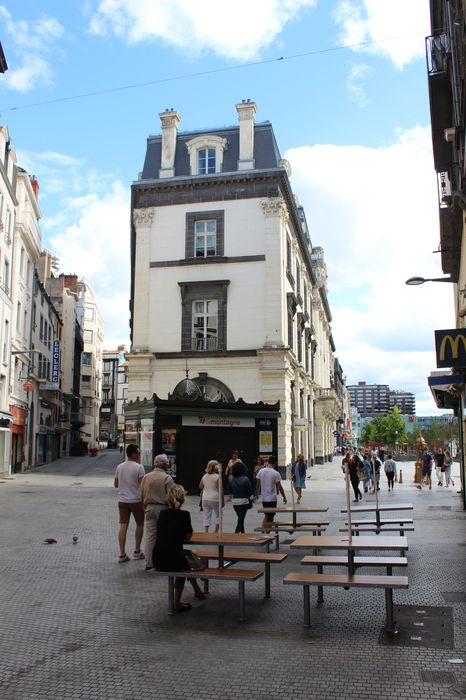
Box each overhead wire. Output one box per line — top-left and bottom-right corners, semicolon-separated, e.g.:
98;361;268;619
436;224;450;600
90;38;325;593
0;30;428;114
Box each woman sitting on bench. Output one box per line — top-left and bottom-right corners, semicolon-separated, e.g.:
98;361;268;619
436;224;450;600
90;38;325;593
153;484;206;612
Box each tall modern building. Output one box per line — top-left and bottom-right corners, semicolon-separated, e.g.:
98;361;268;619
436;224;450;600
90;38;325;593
389;390;415;415
347;382;390;416
126;101;343;488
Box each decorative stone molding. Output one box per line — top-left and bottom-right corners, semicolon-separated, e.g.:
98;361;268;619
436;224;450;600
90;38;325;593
133;208;155;227
185;135;228;175
260;197;287;219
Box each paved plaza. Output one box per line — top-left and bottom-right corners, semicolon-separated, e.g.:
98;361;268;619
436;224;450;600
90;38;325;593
0;451;465;700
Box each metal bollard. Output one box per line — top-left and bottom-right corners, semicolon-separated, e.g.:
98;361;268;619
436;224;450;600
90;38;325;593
398;469;403;484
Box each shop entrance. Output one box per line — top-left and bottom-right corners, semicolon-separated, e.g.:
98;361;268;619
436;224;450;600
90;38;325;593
176;426;257;493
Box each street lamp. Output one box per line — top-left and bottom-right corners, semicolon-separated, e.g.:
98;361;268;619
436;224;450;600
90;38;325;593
405;276;454;285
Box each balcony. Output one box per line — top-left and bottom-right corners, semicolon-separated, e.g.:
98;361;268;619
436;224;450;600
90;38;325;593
191;336;218;352
70;412;85;427
426;33;449;76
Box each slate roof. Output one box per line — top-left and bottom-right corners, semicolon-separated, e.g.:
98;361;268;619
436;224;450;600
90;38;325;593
141;121;282;180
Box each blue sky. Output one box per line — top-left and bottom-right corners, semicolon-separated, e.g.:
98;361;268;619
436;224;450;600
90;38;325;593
0;0;452;414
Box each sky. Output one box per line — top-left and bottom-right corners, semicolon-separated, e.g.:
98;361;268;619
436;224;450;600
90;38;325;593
0;0;453;415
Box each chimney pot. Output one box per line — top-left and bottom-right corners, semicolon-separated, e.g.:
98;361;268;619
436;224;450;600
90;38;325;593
236;100;257;171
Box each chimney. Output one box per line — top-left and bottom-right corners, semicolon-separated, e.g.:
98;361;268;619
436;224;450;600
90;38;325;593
159;108;181;178
31;175;39;201
236;99;256;171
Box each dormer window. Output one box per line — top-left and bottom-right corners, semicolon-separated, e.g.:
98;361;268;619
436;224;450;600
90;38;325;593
198;148;216;175
186;135;228;176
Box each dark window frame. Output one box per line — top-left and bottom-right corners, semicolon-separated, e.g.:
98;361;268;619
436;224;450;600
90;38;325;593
178;280;230;353
185;210;224;259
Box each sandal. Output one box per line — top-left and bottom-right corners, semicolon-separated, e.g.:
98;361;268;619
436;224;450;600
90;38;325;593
175;603;192;613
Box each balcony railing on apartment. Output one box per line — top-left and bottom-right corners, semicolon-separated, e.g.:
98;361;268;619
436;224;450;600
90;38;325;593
426;33;450;76
191;336;218;352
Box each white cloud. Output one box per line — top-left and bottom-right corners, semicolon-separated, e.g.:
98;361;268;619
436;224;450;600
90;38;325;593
0;5;64;91
17;148;130;349
286;125;454;415
88;0;316;60
346;62;372;105
334;0;430;69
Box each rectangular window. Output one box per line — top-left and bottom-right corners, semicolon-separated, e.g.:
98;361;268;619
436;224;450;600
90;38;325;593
20;248;25;277
82;352;92;366
83;329;93;343
286;236;292;275
296;261;301;297
81;374;91;388
185;211;224;259
39;315;44;341
198;148;216;174
2;258;10;295
195;220;217;257
192;299;218;351
5;208;11;243
2;319;8;364
84;307;95;321
16;302;21;333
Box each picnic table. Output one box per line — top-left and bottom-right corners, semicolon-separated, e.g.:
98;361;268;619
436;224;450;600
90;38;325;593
189;532;275;567
341;503;414;527
258;504;329;529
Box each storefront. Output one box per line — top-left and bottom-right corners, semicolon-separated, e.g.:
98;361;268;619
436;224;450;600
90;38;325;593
0;411;12;476
10;405;27;473
124;394;280;493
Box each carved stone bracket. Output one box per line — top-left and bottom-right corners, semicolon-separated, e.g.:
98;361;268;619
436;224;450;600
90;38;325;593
260;197;287;220
133;208;155;227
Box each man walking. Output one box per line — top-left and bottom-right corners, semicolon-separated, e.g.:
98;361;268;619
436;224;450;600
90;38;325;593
434;448;445;486
255;455;287;529
417;449;433;490
114;444;146;563
383;453;397;492
139;454;174;569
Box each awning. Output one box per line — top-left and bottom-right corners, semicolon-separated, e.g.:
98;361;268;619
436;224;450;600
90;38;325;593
428;371;463;409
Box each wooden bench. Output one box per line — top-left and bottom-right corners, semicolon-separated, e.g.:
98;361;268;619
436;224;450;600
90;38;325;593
193;549;287;598
283;571;408;632
347;518;414;526
269;520;331;528
301;555;408;603
339;525;414;537
153;567;263;621
254;525;328;549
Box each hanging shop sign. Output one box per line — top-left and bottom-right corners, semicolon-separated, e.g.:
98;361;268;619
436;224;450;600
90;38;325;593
23;381;34;392
435;328;466;368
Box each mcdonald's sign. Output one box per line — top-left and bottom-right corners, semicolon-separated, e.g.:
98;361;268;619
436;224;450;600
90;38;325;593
435;328;466;368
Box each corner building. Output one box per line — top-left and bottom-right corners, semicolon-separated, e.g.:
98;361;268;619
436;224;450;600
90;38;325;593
128;102;341;483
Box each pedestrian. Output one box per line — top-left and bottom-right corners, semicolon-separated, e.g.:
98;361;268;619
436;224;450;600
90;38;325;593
379;447;385;463
255;455;287;528
114;443;145;564
199;460;223;533
444;449;455;487
417;449;433;490
139;453;174;570
253;455;264;483
229;461;254;533
363;452;372;493
383;453;397;491
348;453;362;502
291;453;307;504
371;453;381;492
341;449;351;475
225;449;240;478
153;485;206;612
434;448;445;486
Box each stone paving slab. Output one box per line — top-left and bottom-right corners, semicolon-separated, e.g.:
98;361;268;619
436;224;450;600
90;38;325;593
0;451;464;699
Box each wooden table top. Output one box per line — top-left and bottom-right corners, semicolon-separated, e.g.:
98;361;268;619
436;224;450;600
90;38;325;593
258;505;329;513
290;534;408;551
189;532;275;546
340;503;413;513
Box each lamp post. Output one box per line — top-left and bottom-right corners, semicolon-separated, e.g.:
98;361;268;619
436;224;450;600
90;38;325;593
405;276;455;285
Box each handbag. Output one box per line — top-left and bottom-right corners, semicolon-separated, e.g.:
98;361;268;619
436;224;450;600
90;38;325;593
185;550;206;571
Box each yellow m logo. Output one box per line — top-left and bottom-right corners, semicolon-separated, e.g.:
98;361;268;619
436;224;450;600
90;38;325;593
439;333;466;361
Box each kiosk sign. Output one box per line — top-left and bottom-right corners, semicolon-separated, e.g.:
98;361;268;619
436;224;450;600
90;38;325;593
435;329;466;368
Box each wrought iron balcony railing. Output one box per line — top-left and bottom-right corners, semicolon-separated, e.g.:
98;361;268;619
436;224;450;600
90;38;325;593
191;336;218;352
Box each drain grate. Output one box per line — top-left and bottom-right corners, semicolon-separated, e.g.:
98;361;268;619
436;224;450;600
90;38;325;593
420;670;457;684
450;686;466;698
442;592;466;603
379;605;453;649
428;505;452;511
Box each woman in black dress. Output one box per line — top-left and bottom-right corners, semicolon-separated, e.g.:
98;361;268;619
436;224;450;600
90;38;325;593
153;484;205;612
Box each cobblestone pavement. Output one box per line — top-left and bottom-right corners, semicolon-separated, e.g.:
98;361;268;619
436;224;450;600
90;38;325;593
0;452;465;700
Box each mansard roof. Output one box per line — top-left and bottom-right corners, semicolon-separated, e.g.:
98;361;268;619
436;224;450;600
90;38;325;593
141;121;282;180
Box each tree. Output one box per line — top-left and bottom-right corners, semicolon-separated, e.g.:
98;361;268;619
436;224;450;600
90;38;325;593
381;406;407;445
361;421;377;444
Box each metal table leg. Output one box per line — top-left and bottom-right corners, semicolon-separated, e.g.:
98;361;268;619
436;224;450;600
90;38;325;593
239;580;246;622
385;588;395;633
303;585;311;628
264;562;271;599
317;564;324;604
168;576;175;615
